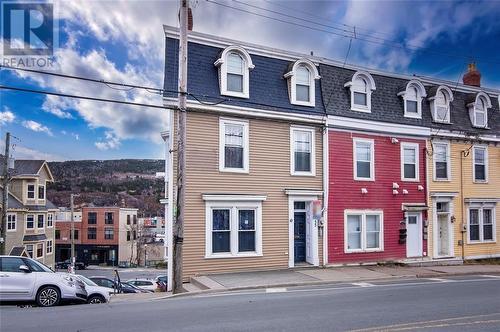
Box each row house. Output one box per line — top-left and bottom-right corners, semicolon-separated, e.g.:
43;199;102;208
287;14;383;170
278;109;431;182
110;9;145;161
1;160;58;269
55;206;138;266
162;25;500;279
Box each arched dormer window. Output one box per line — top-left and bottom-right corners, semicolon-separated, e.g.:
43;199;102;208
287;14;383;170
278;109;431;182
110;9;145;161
284;59;320;107
398;80;427;118
214;46;254;98
429;86;453;123
344;71;376;112
468;92;492;128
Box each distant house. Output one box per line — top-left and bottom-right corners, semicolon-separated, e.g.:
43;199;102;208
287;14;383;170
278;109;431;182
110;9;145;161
55;206;138;266
1;160;58;268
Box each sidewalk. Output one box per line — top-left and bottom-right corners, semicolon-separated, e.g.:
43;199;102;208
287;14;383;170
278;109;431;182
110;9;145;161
190;264;500;292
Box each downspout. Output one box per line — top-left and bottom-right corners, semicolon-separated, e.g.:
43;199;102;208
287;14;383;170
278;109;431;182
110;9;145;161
460;148;468;262
322;116;329;266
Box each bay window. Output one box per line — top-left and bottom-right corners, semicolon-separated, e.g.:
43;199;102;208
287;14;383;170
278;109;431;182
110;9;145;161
345;210;383;252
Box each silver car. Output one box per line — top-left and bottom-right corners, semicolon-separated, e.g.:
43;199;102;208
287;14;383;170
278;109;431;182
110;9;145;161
0;256;87;307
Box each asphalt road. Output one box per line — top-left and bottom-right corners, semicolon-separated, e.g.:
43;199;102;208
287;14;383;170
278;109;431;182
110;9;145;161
2;275;500;332
57;267;165;281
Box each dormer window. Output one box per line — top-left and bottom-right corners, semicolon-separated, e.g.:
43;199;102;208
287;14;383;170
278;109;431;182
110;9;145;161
284;59;320;107
344;71;376;113
214;46;254;99
429;86;453;123
468;92;492;128
398;80;426;119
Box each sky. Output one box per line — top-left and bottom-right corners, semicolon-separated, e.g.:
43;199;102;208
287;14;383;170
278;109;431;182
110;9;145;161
1;0;499;161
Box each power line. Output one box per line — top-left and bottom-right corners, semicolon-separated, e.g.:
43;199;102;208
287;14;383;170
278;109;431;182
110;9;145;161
206;0;500;65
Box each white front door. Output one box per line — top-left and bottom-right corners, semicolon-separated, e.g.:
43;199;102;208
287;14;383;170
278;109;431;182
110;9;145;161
437;214;450;257
406;213;422;258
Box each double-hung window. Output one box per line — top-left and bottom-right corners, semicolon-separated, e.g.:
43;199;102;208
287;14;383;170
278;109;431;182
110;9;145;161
473;146;488;182
353;138;374;181
38;185;45;200
25;244;34;258
296;66;311;103
205;197;263;258
88;212;97;224
104;228;114;240
26;214;34;229
46;240;53;254
291;127;315;175
473;97;488;127
105;212;114;224
405;87;418;115
27;184;35;199
468;204;495;243
7;213;16;231
88;227;97;240
37;215;44;229
433;142;450;181
36;243;44;258
47;213;53;227
433;90;450;123
227;53;244;93
401;143;419;181
345;211;383;252
219;119;249;173
215;47;254;99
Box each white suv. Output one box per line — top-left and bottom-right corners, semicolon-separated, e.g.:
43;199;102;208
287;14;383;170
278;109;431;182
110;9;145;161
0;256;87;307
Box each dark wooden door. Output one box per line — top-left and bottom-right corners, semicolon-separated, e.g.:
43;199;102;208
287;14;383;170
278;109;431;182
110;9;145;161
294;211;306;263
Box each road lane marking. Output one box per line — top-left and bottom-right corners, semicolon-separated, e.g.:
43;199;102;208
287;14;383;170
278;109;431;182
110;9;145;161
383;319;500;331
349;312;500;332
426;277;451;282
351;282;375;287
265;287;287;293
481;274;500;279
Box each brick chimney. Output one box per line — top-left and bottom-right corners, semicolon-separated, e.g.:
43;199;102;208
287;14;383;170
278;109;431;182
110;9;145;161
463;62;481;87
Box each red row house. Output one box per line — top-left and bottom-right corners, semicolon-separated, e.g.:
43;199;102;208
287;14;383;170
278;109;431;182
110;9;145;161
320;66;432;264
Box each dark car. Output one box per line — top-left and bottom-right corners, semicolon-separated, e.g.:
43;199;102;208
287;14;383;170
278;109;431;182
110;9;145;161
89;277;143;294
55;259;88;270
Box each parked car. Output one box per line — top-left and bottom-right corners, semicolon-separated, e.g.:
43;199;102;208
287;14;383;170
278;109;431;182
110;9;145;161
89;277;144;294
0;256;87;307
55;260;88;270
75;275;111;304
126;279;157;292
155;275;167;292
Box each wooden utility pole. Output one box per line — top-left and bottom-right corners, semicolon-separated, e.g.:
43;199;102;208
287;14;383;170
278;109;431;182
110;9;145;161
173;0;188;294
70;193;79;273
0;132;11;255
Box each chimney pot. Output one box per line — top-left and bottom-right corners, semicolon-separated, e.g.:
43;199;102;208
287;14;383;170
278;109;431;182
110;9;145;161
463;62;481;87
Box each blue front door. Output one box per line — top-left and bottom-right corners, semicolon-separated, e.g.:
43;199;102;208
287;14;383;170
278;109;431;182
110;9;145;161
294;211;306;263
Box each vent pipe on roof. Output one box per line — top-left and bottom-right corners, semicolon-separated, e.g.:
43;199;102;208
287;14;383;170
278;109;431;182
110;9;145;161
463;62;481;87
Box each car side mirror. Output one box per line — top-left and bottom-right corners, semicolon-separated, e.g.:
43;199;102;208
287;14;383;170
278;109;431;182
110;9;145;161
19;265;31;273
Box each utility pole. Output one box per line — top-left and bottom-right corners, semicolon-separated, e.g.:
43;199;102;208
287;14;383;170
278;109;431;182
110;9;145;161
0;132;11;255
70;193;79;273
173;0;188;294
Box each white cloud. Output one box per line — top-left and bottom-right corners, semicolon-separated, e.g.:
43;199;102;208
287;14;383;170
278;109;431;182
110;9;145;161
95;131;121;150
22;120;53;136
0;107;15;125
0;140;65;161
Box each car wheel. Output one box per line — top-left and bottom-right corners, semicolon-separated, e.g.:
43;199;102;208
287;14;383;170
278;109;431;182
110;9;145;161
36;286;60;307
88;295;106;304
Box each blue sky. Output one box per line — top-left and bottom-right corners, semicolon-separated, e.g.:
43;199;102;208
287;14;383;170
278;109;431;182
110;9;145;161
1;0;499;161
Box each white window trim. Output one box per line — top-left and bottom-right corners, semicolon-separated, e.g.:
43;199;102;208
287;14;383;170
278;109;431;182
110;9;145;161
467;203;496;244
38;184;46;200
429;85;453;124
400;142;420;182
36;242;44;259
46;239;53;255
284;58;320;107
432;197;455;258
290;126;316;176
205;200;263;259
25;244;34;258
219;118;250;173
353;138;375;181
26;214;35;229
214;45;254;99
344;71;376;113
398;80;427;119
27;183;35;200
47;213;54;228
37;214;45;229
468;93;492;128
7;213;17;232
472;145;488;183
344;209;384;253
432;141;451;182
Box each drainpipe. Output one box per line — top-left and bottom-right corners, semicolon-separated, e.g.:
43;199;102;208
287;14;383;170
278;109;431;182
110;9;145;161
322;117;329;266
459;148;468;262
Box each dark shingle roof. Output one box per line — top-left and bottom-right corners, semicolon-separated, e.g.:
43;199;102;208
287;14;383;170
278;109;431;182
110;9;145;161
23;234;47;242
0;188;25;209
9;246;28;257
0;159;45;177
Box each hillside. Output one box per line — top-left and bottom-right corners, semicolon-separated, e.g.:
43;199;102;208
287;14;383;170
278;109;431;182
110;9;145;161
47;159;165;217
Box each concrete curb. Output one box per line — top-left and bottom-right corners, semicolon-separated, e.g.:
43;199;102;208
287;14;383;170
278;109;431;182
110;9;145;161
154;270;500;300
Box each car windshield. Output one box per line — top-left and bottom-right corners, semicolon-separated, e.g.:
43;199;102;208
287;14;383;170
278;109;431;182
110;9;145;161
25;258;53;272
78;275;98;286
